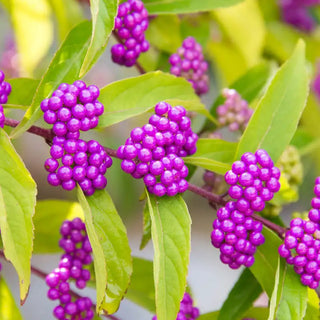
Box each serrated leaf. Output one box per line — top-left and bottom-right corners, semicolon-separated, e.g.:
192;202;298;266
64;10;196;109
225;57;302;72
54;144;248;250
10;21;92;139
33;200;84;253
147;192;191;320
213;0;265;67
80;0;118;76
77;188;132;313
6;78;39;109
183;139;237;175
125;257;155;312
98;71;212;128
218;269;262;320
49;0;84;40
139;201;152;250
8;0;53;76
144;0;244;15
0;130;37;302
235;40;309;163
0;277;23;320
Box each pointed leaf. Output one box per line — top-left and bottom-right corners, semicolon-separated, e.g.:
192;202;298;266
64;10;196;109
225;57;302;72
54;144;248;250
80;0;118;76
0;130;37;302
218;269;262;320
10;21;92;139
0;277;23;320
235;40;309;162
77;188;132;313
144;0;244;15
147;192;191;320
98;71;211;128
33;200;84;253
125;257;155;312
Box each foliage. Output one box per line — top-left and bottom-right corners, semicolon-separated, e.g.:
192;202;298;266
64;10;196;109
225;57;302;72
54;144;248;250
0;0;319;319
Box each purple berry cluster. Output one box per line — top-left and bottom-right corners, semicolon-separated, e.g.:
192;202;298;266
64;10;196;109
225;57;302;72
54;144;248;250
225;150;281;213
46;218;94;320
278;0;320;33
41;81;112;196
0;70;11;128
152;292;199;320
211;200;264;269
0;70;11;104
216;89;253;132
0;104;5;128
211;150;281;269
169;37;209;96
41;81;103;137
117;102;198;197
45;138;112;195
112;0;149;67
278;177;320;289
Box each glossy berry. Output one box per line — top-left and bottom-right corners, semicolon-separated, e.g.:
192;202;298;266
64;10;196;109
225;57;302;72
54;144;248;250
46;218;94;319
152;292;199;320
216;88;253;132
118;102;198;196
169;37;209;96
0;70;11;105
112;0;149;67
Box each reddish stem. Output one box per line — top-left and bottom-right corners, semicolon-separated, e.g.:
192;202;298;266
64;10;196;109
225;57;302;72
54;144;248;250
3;118;287;238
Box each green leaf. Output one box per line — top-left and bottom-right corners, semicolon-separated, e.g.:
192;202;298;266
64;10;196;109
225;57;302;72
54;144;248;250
10;21;92;139
147;192;191;320
275;264;308;320
77;188;132;313
218;269;262;320
145;15;181;54
304;288;320;320
0;130;37;302
6;78;39;109
139;201;152;250
268;257;281;320
80;0;118;76
8;0;53;76
49;0;84;40
213;0;265;67
199;307;268;320
33;200;84;253
144;0;244;15
0;277;23;320
201;63;273;132
250;227;282;297
125;257;155;313
235;40;309;163
98;71;212;128
183;139;237;175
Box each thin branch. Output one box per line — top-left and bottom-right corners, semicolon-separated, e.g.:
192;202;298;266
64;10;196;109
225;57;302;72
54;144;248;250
187;182;227;206
0;250;121;320
112;31;146;74
188;183;287;238
4;118;54;142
